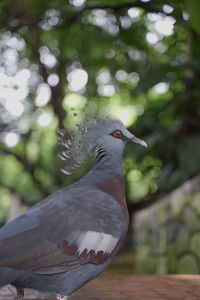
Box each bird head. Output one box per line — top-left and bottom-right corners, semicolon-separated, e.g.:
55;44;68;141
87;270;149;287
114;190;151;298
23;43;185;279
93;119;147;154
58;117;147;174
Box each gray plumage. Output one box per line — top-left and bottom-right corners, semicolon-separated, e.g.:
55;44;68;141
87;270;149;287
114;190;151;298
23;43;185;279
0;117;147;299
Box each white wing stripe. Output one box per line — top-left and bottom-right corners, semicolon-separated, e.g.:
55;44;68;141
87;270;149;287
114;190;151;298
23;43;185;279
77;231;102;253
75;230;118;254
75;231;86;247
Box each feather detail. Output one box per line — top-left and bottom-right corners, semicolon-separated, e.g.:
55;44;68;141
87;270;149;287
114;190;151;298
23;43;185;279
57;115;123;175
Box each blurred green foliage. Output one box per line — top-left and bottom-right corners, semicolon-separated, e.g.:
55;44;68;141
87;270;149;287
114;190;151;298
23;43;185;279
0;0;200;224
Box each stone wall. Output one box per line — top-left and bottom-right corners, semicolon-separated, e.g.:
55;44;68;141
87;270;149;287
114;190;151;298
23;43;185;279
133;174;200;274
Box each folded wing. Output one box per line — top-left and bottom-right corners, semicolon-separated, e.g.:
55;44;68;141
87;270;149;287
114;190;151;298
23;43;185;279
0;186;124;275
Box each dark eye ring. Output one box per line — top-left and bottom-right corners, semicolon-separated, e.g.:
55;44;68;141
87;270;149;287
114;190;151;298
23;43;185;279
111;130;122;138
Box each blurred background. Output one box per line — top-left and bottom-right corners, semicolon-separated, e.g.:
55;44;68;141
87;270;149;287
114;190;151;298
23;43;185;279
0;0;200;275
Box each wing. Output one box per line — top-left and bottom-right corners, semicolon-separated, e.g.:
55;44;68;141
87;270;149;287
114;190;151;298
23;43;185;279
0;186;125;275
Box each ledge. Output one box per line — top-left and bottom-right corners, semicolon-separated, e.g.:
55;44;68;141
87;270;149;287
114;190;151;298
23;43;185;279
1;275;200;299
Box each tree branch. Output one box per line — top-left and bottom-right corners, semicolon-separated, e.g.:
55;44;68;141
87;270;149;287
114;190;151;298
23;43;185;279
127;171;200;216
62;1;170;28
25;23;67;129
83;1;166;15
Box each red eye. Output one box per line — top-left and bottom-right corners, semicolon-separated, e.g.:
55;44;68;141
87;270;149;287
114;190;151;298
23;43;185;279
112;130;122;138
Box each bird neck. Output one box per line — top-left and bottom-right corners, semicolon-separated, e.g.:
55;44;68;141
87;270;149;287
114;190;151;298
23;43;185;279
79;147;128;217
90;152;128;219
93;146;123;174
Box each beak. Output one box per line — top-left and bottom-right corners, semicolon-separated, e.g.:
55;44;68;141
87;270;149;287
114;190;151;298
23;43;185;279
130;135;147;148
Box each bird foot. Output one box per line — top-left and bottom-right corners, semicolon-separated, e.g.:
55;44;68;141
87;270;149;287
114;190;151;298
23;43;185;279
56;293;68;300
17;288;24;300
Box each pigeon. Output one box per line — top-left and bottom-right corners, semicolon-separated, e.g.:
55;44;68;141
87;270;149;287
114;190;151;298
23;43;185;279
0;117;147;299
